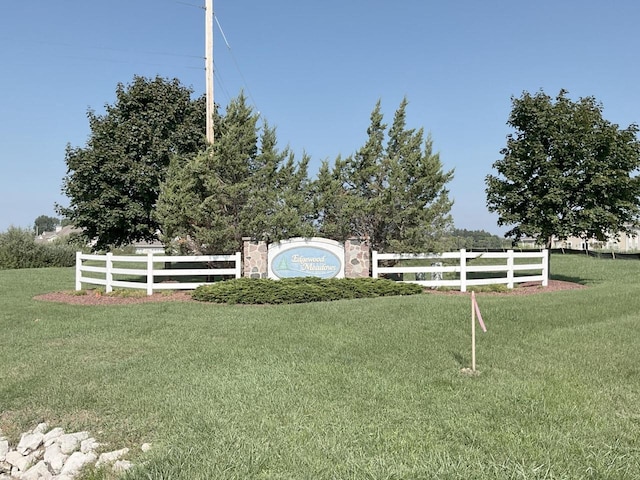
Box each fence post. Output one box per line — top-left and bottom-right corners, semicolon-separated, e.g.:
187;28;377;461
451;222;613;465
371;251;379;278
75;252;82;291
235;251;242;278
459;249;467;292
105;252;113;293
507;249;514;289
542;249;549;286
147;252;154;296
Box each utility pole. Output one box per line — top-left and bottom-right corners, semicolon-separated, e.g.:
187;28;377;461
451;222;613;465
205;0;214;144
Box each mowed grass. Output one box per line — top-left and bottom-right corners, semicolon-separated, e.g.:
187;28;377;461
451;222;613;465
1;255;639;479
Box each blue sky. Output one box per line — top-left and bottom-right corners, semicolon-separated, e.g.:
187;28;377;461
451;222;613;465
1;0;639;235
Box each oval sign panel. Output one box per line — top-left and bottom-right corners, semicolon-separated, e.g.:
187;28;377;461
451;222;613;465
271;245;343;279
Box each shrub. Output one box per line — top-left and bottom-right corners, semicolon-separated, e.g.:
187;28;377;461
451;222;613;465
0;227;77;269
41;240;77;267
0;227;41;269
192;277;423;305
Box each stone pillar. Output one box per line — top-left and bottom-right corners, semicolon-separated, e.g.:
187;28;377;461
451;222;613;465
242;238;268;278
344;238;370;278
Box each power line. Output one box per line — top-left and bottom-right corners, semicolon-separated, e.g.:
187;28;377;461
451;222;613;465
213;62;232;105
214;15;260;114
174;1;203;8
13;38;204;61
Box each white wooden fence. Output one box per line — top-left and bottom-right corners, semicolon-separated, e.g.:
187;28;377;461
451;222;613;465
75;251;242;295
372;249;548;292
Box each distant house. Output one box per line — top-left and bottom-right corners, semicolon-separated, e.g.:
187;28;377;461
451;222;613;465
35;225;83;243
515;227;640;252
553;229;640;251
35;226;166;254
131;240;165;254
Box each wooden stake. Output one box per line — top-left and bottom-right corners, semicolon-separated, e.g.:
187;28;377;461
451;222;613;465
471;291;476;371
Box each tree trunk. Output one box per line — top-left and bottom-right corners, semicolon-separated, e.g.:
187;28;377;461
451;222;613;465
546;235;553;278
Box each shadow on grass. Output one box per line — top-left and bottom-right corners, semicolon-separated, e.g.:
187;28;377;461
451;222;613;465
550;273;591;285
450;350;466;368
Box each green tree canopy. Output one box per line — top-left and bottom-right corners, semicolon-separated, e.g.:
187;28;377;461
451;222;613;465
155;94;314;254
58;75;206;250
446;228;510;250
486;90;640;248
315;99;454;252
34;215;59;234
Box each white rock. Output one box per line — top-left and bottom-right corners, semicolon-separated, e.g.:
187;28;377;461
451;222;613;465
51;475;74;480
56;435;79;455
112;459;133;473
17;432;44;455
141;442;152;452
71;432;89;443
43;428;65;447
0;461;10;474
0;439;8;462
44;443;67;474
20;460;53;480
96;448;129;468
34;423;50;435
0;473;10;480
6;450;32;471
79;438;100;454
60;451;97;477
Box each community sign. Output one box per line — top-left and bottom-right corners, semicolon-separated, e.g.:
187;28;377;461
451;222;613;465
268;237;345;279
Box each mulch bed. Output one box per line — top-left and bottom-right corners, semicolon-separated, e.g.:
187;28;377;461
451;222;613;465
33;280;585;305
33;290;195;305
425;279;585;296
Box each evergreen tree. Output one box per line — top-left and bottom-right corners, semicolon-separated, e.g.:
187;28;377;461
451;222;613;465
242;123;316;242
156;94;315;254
317;99;454;252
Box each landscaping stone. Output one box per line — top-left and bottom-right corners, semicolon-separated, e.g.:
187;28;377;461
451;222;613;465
57;433;88;456
0;423;149;479
43;444;67;474
20;460;52;480
17;432;44;455
5;451;32;472
42;429;64;447
79;438;99;454
33;424;49;435
112;460;133;474
0;438;9;462
96;448;129;468
60;451;97;477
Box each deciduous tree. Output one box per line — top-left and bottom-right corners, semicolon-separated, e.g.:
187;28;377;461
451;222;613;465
33;215;59;234
58;75;206;250
486;90;640;248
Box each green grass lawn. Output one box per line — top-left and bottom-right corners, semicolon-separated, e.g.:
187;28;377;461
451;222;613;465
1;255;639;479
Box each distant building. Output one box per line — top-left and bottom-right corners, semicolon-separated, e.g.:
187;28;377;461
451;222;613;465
515;227;640;252
35;225;83;243
131;241;165;254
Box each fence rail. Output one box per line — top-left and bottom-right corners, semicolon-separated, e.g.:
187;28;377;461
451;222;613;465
75;252;242;295
372;249;548;292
